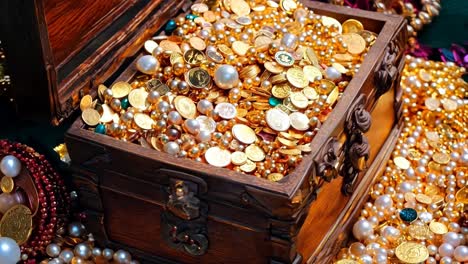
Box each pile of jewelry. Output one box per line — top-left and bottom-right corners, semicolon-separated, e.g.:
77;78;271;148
80;0;377;180
335;57;467;264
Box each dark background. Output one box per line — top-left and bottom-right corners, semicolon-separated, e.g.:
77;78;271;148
0;0;467;165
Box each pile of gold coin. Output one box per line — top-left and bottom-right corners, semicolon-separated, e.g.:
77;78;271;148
81;0;376;180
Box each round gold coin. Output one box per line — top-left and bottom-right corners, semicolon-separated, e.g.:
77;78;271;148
289;92;308;109
230;0;250;16
441;98;458;111
128;88;149;110
159;40;182;54
279;148;302;155
429;221;448;235
232;124;257;144
0;176;14;193
232;41;250;56
432;152;450;165
196;116;217;133
394;156;411;170
254;36;273;49
280;0;297;14
266;108;291;132
205;147;232;167
395;242;429;264
289;112;310;131
342;33;366;55
218;44;234;56
275;51;294;67
272;84;291;99
415;194;432;205
303;65;322;82
144;40;158;54
267;173;284;182
215;102;237;119
408;223;432;240
424;97;440;111
187;67;211;89
191;3;209;13
336;260;359;264
79;95;93;111
321;16;342;34
342;19;364;34
456;185;468;204
99;104;115;123
206;50;224;63
302;87;319;100
134;113;154;130
264;61;284;74
184;49;206;65
287;68;308;88
0;204;33;245
170;52;184;65
82;108;101;126
231;151;248;166
240;159;256;173
332;62;348;74
245;145;265;162
174;96;197;119
189;37;206;51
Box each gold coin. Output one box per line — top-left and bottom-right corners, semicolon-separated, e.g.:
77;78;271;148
206;50;224;63
111;82;131;99
279;148;302;155
394;156;411;170
184;49;206;65
134;113;154;130
326;87;339;105
404;192;416;202
128;88;149;110
287;68;308;88
196;116;216;133
275;51;294;67
191;3;209;13
232;41;250;56
231;151;248;166
336;260;359;264
280;0;297;14
333;53;354;62
342;19;364;34
203;11;217;23
264;61;284;74
272;84;291;99
82;108;101;126
407;148;422;161
254;36;273;49
205;147;232;167
266;108;291;132
304;48;320;67
432;152;450;164
170;52;184;65
245;145;265;162
425;185;440;196
159;40;182;54
189;37;206;50
425;131;439;142
424;97;440;111
289;112;309;131
277;137;298;147
302;87;319;100
270;74;288;84
174;96;197;119
0;176;14;193
0;205;33;245
232;124;257;144
296;144;312;152
267;173;284;182
332;62;348;74
97;84;107;101
79;95;93;111
408;224;432;240
187;67;211;89
98;104;115;123
318;79;336;95
441;98;457;111
395;242;429;264
415;194;432;204
144;40;158;54
303;65;322;82
218;44;234;56
290;92;308;109
321;16;342;34
456;186;468;204
222;0;232;11
236;16;252;26
240;159;256;173
429;221;448;235
230;0;250;16
342;33;366;55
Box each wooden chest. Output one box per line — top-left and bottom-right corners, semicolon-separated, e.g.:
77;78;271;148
3;0;406;263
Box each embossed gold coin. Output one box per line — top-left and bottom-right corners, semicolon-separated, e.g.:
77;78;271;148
134;113;154;130
111;82;132;99
98;104;115;123
395;242;429;264
394;156;411;170
290;92;308;109
264;61;284;74
174;96;197;119
408;224;432;240
303;65;322;82
215;102;237;119
82;108;101;126
159;40;182;54
267;173;284;182
240;159;256;172
232;41;250;56
232;124;257;144
456;186;468;204
184;49;206;65
342;33;366;55
305;48;319;67
206;50;224;63
236;16;252;25
128;88;149;110
289;112;309;131
191;3;209;13
272;84;291;99
266;108;290;132
218;44;234;56
0;205;33;245
255;36;273;49
205;147;232;167
189;37;206;51
287;68;308;88
429;221;448;235
196;116;217;133
245;145;265;162
280;0;297;14
0;176;14;193
230;0;250;16
342;19;364;34
275;51;294;67
302;87;319;100
79;95;93;111
231;151;248;166
432;152;450;165
187;67;211;89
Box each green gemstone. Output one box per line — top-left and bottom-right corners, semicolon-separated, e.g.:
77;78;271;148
269;97;282;106
121;98;129;110
185;14;198;21
94;124;106;134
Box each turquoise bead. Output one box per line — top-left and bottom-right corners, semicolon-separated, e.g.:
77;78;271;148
399;208;417;222
269;97;282;106
121;98;129;110
164;20;177;34
185;14;198;21
94;124;106;134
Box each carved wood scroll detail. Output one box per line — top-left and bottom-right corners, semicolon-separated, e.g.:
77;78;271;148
374;39;400;99
316;137;341;182
341;95;371;195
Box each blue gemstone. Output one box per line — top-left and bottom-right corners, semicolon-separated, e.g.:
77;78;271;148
440;48;455;62
185;14;198;21
121;98;129;110
164;20;177;34
269;97;282;106
94;124;106;134
399;208;417;222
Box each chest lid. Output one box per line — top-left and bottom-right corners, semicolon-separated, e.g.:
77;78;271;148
0;0;190;124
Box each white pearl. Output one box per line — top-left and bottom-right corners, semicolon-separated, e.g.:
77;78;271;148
375;254;387;264
184;119;200;134
0;155;21;178
0;237;20;264
74;243;91;259
381;226;400;242
428;245;438;255
418;212;433;223
196;131;212;143
349;242;366;256
46;243;61;257
102;249;114;260
197;99;214;114
113;250;132;263
163;142;180;156
214;65;239;89
454;246;468;262
92;248;102;257
440;256;453;264
49;258;64;264
157;101;170;113
426;257;437;264
68;222;86;237
375;195;393;211
359;254;373;264
439;243;455;257
324;66;342;81
353;219;374;241
444;232;462;247
59;249;74;263
136;55;159;75
168;111;183;125
399;181;415;193
281;33;298;49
